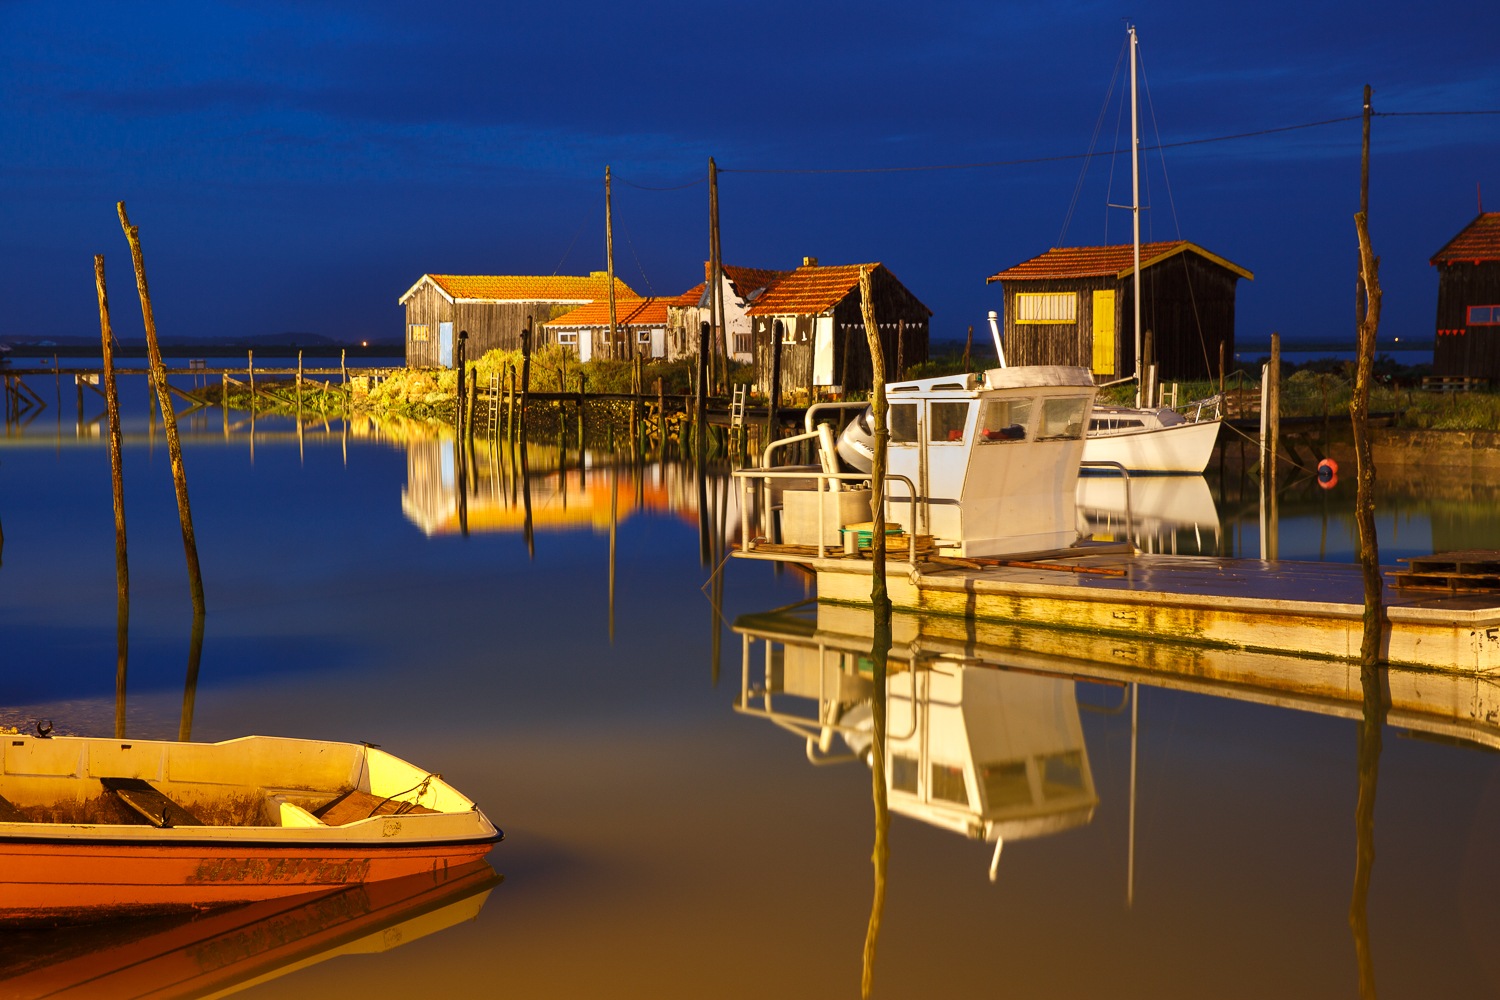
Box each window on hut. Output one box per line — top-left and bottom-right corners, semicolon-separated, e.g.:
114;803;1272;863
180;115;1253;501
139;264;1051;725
1015;292;1078;324
408;324;429;342
1469;305;1499;325
556;331;578;345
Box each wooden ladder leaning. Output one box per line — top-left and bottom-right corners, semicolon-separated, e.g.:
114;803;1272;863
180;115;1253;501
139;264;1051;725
729;384;747;451
487;372;501;436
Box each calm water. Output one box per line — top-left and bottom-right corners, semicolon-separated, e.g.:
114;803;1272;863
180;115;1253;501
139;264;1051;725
2;375;1499;998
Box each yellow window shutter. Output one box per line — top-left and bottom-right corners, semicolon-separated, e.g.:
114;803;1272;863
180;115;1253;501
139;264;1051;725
1091;290;1116;375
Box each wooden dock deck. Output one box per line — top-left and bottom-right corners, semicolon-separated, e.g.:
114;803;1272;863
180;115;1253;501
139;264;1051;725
732;547;1500;673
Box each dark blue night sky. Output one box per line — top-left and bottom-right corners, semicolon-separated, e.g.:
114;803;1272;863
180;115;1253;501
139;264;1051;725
2;0;1496;347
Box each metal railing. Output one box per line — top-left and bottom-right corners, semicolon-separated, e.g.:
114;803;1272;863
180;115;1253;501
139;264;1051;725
1079;460;1133;543
734;467;922;563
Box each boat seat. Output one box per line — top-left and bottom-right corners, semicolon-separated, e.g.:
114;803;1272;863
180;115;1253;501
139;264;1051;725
99;777;204;828
0;793;28;823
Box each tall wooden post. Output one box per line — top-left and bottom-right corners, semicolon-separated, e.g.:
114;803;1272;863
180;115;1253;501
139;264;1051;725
858;265;891;999
895;318;905;382
1352;84;1383;670
341;348;347;386
1218;340;1226;401
963;324;973;373
118;203;205;621
96;256;129;740
519;319;532;434
248;351;255;411
1267;332;1281;561
605;167;619;359
455;330;467;431
695;321;709;456
709;157;727;395
657;377;666;453
766;320;783;448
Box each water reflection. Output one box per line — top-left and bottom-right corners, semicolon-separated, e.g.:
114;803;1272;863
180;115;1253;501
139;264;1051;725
0;861;500;999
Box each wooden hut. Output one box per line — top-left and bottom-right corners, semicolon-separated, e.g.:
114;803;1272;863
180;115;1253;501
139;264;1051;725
398;272;637;368
666;264;796;364
746;259;932;397
986;241;1252;382
1431;212;1500;380
543;298;670;361
666;283;707;360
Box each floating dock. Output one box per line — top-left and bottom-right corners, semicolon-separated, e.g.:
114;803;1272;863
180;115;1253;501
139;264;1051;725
732;546;1500;673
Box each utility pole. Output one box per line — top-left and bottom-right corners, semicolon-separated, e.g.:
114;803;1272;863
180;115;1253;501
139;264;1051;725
709;157;726;395
605;165;619;359
1129;24;1143;408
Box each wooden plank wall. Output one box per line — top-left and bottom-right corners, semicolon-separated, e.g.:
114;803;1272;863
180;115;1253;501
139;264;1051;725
401;284;592;368
1434;262;1500;378
1001;275;1111;371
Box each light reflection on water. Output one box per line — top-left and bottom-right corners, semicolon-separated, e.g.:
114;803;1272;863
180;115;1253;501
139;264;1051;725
2;406;1500;997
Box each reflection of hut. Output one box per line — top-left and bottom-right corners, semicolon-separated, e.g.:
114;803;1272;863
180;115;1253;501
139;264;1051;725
986;241;1252;382
398;273;637;369
746;260;932;396
1431;211;1500;380
543;298;670;362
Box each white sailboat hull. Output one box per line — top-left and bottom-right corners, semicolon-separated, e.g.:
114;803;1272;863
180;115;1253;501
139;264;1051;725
1082;419;1220;474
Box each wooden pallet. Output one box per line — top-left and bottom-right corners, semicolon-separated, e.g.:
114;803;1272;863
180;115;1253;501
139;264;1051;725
1389;549;1500;593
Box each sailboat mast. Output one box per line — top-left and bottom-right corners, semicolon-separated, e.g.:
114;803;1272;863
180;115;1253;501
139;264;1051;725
1130;25;1142;408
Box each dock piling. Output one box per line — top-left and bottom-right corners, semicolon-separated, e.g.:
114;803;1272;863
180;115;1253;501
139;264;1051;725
95;255;129;740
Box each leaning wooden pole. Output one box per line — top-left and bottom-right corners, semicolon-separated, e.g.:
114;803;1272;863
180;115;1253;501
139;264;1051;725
96;255;129;740
858;265;891;999
118;203;205;620
605;166;619;360
1352;86;1383;671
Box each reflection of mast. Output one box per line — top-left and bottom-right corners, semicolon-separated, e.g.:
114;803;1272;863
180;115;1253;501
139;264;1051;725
1128;681;1137;908
1350;664;1385;998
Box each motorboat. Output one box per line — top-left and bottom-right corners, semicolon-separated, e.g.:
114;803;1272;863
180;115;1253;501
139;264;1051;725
1081;400;1222;474
0;734;502;925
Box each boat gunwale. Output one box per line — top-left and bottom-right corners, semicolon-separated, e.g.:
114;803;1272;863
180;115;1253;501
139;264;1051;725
0;828;504;849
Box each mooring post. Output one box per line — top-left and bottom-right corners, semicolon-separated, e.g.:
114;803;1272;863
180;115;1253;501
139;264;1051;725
766;320;783;449
1352;82;1384;673
96;255;129;740
248;350;255;412
455;330;468;431
520;319;532;436
657;377;665;454
118;202;205;622
1267;332;1281;561
341;348;347;386
696;321;708;457
297;350;303;396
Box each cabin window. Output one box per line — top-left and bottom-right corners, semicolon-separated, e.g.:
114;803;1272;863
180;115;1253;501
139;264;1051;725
929;401;971;443
930;763;969;805
556;331;578;345
776;320;793;344
891;754;919;794
978;398;1032;443
981;760;1032;809
637;328;652;344
1015;292;1077;324
1037;397;1089;441
1469;305;1500;325
889;403;918;443
408;324;430;342
734;333;752;354
1039;751;1085;799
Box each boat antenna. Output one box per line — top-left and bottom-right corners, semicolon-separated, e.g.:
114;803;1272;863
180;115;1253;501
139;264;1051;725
987;311;1007;368
1130;23;1143;408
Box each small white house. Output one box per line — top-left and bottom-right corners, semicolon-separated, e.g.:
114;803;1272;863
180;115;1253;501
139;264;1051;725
544;298;670;361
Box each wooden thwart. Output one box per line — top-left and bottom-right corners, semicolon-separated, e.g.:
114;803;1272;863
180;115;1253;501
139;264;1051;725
314;788;439;827
99;777;204;828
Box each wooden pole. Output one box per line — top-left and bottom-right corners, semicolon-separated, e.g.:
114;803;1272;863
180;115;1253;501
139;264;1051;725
248;351;255;411
456;330;467;431
858;265;891;999
963;324;973;373
695;321;709;456
709;157;727;395
507;364;516;442
96;256;129;740
1268;332;1280;561
1352;83;1384;673
118;203;205;621
766;320;783;448
605;166;619;359
341;349;347;386
520;319;532;435
657;377;666;452
297;350;303;395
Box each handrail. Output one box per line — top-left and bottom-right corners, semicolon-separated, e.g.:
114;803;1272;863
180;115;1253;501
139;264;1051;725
804;400;870;436
733;468;920;562
1079;460;1134;547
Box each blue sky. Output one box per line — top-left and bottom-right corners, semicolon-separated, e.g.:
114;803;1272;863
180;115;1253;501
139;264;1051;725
1;0;1496;347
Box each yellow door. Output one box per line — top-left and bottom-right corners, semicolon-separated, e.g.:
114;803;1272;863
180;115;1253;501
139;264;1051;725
1091;290;1116;375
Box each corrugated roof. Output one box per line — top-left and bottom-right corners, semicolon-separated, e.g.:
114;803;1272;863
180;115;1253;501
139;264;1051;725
399;273;638;304
1430;213;1500;265
746;263;886;316
671;283;706;307
986;241;1253;282
544;297;669;328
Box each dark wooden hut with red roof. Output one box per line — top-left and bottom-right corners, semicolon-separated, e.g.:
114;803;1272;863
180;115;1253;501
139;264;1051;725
1431;212;1500;379
986;241;1252;383
745;259;931;396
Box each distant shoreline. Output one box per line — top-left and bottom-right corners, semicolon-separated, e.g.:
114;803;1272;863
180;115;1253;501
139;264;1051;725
1;344;404;359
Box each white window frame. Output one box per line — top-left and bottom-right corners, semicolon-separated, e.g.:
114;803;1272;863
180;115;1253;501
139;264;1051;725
1014;292;1078;325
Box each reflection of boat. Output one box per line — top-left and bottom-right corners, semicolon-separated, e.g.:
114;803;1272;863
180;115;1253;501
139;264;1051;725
1076;474;1220;552
1081;403;1221;474
733;605;1098;878
0;860;500;999
0;735;501;924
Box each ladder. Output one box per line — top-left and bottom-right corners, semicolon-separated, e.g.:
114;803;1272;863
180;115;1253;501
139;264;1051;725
488;372;501;435
730;384;747;429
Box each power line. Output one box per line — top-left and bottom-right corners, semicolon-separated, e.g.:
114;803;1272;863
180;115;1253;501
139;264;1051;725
615;175;708;191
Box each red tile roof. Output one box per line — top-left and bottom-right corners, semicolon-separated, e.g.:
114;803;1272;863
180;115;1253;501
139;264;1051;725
1430;213;1500;265
707;263;796;301
747;263;912;316
671;283;706;307
986;241;1253;282
544;297;669;328
400;273;638;304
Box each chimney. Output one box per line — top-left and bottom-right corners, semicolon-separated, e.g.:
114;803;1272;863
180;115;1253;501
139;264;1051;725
802;256;818;267
590;271;608;278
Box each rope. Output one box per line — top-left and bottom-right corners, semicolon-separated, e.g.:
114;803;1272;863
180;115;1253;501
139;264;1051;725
367;772;440;819
1220;419;1317;475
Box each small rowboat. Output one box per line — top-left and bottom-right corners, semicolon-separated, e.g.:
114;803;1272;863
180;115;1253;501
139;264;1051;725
0;734;501;925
